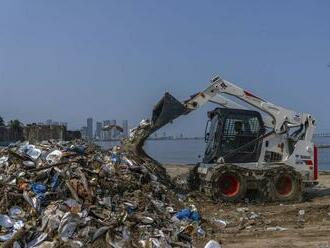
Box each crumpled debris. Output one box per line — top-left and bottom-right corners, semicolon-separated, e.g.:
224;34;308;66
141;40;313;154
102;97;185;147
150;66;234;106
204;240;222;248
0;214;14;228
173;205;201;222
0;139;210;247
46;150;62;164
212;218;228;228
266;226;288;231
0;156;9;167
19;143;42;160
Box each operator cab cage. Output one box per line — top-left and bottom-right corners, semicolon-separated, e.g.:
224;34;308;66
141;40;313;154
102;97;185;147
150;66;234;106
203;108;265;164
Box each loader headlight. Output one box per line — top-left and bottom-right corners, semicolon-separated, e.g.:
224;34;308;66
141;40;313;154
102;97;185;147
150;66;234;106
306;146;313;153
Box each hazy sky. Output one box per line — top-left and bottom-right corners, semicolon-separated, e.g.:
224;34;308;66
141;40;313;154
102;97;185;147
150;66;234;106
0;1;329;136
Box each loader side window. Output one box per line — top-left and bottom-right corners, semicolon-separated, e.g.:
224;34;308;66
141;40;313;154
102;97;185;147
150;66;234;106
202;108;265;164
219;114;263;162
204;115;221;158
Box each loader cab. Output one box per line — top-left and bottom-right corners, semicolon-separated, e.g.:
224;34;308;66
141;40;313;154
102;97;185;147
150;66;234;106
203;108;265;164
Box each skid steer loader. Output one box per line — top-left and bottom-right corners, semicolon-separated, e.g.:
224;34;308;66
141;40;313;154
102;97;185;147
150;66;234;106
125;75;318;202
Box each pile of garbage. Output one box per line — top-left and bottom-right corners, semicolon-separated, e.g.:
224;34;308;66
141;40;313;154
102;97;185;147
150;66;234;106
0;140;220;248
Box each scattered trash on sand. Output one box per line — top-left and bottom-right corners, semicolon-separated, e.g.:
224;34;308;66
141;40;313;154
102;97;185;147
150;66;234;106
204;240;222;248
266;226;288;232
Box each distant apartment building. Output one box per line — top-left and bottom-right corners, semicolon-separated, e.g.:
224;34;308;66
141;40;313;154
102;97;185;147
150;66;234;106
122;120;128;137
87;118;93;140
45;120;67;128
101;120;111;140
110;120;117;139
97;119;128;140
80;126;87;140
95;121;102;139
0;123;81;144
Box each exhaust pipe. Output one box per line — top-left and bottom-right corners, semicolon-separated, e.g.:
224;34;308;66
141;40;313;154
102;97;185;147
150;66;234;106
151;92;188;130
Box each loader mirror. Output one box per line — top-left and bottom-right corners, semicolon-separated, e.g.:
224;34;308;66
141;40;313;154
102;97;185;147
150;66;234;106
205;133;210;143
205;119;210;143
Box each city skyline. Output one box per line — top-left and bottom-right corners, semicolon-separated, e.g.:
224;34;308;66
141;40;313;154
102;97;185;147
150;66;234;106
81;117;130;140
0;1;329;137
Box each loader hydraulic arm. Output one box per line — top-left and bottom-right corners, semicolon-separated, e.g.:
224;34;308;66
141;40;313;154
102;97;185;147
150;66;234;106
183;76;315;139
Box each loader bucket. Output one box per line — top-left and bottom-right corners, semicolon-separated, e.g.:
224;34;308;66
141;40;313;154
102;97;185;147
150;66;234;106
152;92;188;129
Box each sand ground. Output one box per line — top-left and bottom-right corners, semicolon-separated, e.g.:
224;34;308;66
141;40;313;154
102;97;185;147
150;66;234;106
166;164;330;248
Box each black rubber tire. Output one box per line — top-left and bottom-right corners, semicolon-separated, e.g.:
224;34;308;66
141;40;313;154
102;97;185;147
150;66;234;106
268;167;303;202
211;166;247;202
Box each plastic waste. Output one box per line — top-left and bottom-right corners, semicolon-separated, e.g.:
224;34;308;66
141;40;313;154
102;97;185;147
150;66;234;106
9;206;24;219
99;196;112;208
50;174;60;191
64;198;80;208
33;241;57;248
23;191;40;211
297;209;305;227
23;161;36;168
59;221;78;240
236;207;249;213
174;207;201;222
67;145;85;155
175;208;191;220
197;226;206;237
31;182;47;201
23;144;42;160
46;150;62;164
92;226;110;241
140;216;154;224
266;226;288;231
13;220;24;230
0;156;9;166
13;241;22;248
0;140;225;247
166;206;175;213
26;233;48;248
31;182;47;193
0;233;14;242
111;153;121;164
139;119;150;127
249;212;260;219
0;214;14;228
0;220;24;242
204;240;222;248
213;219;228;228
190;210;201;221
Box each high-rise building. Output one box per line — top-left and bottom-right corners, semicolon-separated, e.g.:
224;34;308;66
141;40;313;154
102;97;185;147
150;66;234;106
87;118;93;140
95;122;102;139
102;120;111;140
110;120;117;139
122;120;128;137
80;126;87;140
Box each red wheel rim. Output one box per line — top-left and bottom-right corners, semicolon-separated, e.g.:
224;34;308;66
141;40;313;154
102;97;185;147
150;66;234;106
276;175;293;196
219;174;240;197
